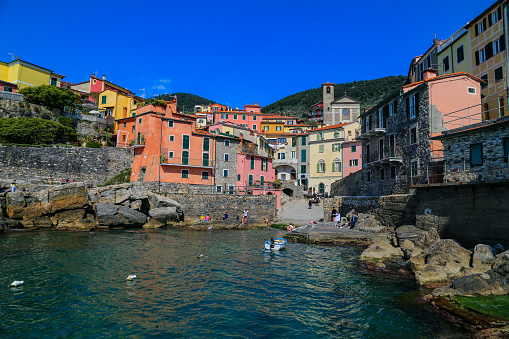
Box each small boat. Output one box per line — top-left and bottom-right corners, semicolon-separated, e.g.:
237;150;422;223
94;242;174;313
265;238;287;251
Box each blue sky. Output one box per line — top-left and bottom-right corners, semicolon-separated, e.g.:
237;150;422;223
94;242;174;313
0;0;494;110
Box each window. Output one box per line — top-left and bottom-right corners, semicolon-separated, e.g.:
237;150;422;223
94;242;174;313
132;126;135;132
366;170;371;183
350;159;358;166
411;161;418;177
408;95;416;119
468;87;476;95
276;126;281;131
291;151;296;159
319;145;324;153
334;130;341;138
203;153;209;166
221;113;228;119
216;186;222;193
122;135;126;142
203;138;210;151
457;45;465;63
277;137;287;143
3;86;12;92
317;131;324;140
301;136;307;146
101;96;106;104
379;138;384;160
250;156;255;169
389;135;395;157
168;151;174;159
378;109;384;128
332;161;342;172
326;86;331;93
202;171;209;180
138;117;142;124
228;186;235;194
494;39;502;55
504;138;509;163
169;135;174;142
253;116;257;121
365;115;371;131
332;143;340;151
351;145;357;152
317;161;325;173
181;169;189;178
481;74;488;89
443;56;450;73
490;7;501;26
380;168;385;181
476;48;486;65
223;169;229;177
390;166;396;179
262;158;268;171
233;114;237;120
292;138;296;147
366;144;371;163
410;127;417;144
389;102;395;117
278;153;286;159
183;135;190;149
495;67;504;83
499;98;505;117
168;120;174;128
224;140;230;146
301;149;306;162
248;174;254;186
237;174;241;181
182;151;189;165
476;19;486;36
260;175;265;183
264;126;269;131
242;115;246;120
301;165;306;174
224;153;229;162
470;143;483;166
252;125;257;130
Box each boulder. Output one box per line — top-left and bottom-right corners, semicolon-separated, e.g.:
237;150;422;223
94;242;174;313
143;219;164;229
0;217;22;231
415;265;449;285
5;192;27;219
147;191;182;209
96;203;147;227
395;225;426;246
48;183;88;213
30;216;53;228
130;200;143;211
148;207;179;224
356;215;387;233
409;256;427;271
400;239;424;259
427;239;472;276
472;244;497;271
360;238;403;260
88;183;131;204
416;228;440;248
51;209;86;228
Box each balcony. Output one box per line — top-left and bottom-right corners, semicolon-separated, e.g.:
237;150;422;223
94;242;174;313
129;139;145;148
358;127;386;140
365;156;403;167
273;158;298;166
161;157;214;168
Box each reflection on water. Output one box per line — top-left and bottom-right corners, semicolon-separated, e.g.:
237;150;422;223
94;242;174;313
0;229;466;338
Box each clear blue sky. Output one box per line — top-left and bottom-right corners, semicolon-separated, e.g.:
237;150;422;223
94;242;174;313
0;0;494;109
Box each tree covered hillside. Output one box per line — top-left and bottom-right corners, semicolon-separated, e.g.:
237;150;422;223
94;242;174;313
156;92;216;114
262;75;407;117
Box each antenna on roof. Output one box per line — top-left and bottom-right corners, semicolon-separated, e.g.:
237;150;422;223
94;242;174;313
93;70;98;77
8;53;15;60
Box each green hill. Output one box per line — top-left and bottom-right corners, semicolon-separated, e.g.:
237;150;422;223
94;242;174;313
261;75;407;117
156;92;216;114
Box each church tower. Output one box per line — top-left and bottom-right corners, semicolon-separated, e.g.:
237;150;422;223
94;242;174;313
322;82;334;125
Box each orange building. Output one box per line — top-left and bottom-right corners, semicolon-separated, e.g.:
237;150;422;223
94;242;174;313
117;100;215;185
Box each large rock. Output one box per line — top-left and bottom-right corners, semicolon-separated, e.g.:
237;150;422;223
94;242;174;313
147;191;182;209
360;238;403;260
51;209;86;228
96;203;147;227
395;225;426;246
472;244;497;271
415;265;449;285
416;228;440;248
88;183;131;204
148;207;179;224
0;217;22;231
49;183;88;212
143;219;164;229
400;239;424;259
427;239;472;276
356;215;387;233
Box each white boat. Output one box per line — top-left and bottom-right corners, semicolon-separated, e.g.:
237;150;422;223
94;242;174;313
265;238;287;251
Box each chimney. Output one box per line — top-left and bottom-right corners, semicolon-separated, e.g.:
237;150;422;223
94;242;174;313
422;68;438;80
102;75;106;80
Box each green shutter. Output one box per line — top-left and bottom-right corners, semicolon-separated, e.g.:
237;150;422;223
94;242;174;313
317;163;320;173
332;162;335;172
332;144;335;151
183;135;190;149
203;138;209;151
237;174;241;181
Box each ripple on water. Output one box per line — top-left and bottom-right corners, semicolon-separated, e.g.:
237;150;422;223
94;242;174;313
0;229;467;338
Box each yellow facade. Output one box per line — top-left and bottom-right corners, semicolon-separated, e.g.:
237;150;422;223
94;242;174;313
437;28;471;75
468;3;506;120
0;59;64;90
308;122;360;194
100;90;143;133
261;121;285;133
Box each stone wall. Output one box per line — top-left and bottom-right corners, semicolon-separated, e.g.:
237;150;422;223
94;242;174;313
165;193;277;224
415;182;509;248
323;194;415;228
330;170;362;197
0;145;133;186
214;136;240;192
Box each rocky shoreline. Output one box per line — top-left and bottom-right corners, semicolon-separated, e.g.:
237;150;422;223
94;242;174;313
285;213;509;336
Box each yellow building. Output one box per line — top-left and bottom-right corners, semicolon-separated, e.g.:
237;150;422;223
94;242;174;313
437;26;471;76
98;89;144;132
308;121;360;194
260;115;310;133
467;2;506;120
0;57;65;90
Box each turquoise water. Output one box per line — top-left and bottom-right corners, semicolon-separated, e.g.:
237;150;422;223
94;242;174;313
0;229;466;338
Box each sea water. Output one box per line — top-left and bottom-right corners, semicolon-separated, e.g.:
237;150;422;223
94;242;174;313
0;229;466;338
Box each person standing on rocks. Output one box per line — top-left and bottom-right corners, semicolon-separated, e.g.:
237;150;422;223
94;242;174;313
331;207;337;222
10;180;16;192
242;209;248;224
349;213;358;229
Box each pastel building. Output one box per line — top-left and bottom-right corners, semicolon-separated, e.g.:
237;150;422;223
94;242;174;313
208;103;263;131
0;57;65;90
71;75;137;107
342;139;362;177
437;26;471;76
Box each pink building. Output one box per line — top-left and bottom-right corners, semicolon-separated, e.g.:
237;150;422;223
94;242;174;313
207;103;263;132
71;75;134;104
342;140;362;177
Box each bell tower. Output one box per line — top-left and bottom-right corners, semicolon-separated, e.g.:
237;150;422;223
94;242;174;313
322;82;334;125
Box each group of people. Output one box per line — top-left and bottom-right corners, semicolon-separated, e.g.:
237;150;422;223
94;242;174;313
201;209;249;224
331;208;358;229
200;214;211;222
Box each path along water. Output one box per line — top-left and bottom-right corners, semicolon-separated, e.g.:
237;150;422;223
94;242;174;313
0;229;467;338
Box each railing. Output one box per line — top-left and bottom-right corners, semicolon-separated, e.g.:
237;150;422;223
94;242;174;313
161;157;214;168
0;92;24;101
129;139;145;147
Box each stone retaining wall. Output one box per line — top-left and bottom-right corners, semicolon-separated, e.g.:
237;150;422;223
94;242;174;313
323;194;415;228
0;145;133;186
415;182;509;248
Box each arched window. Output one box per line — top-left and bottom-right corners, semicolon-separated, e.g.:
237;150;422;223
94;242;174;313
326;86;331;93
